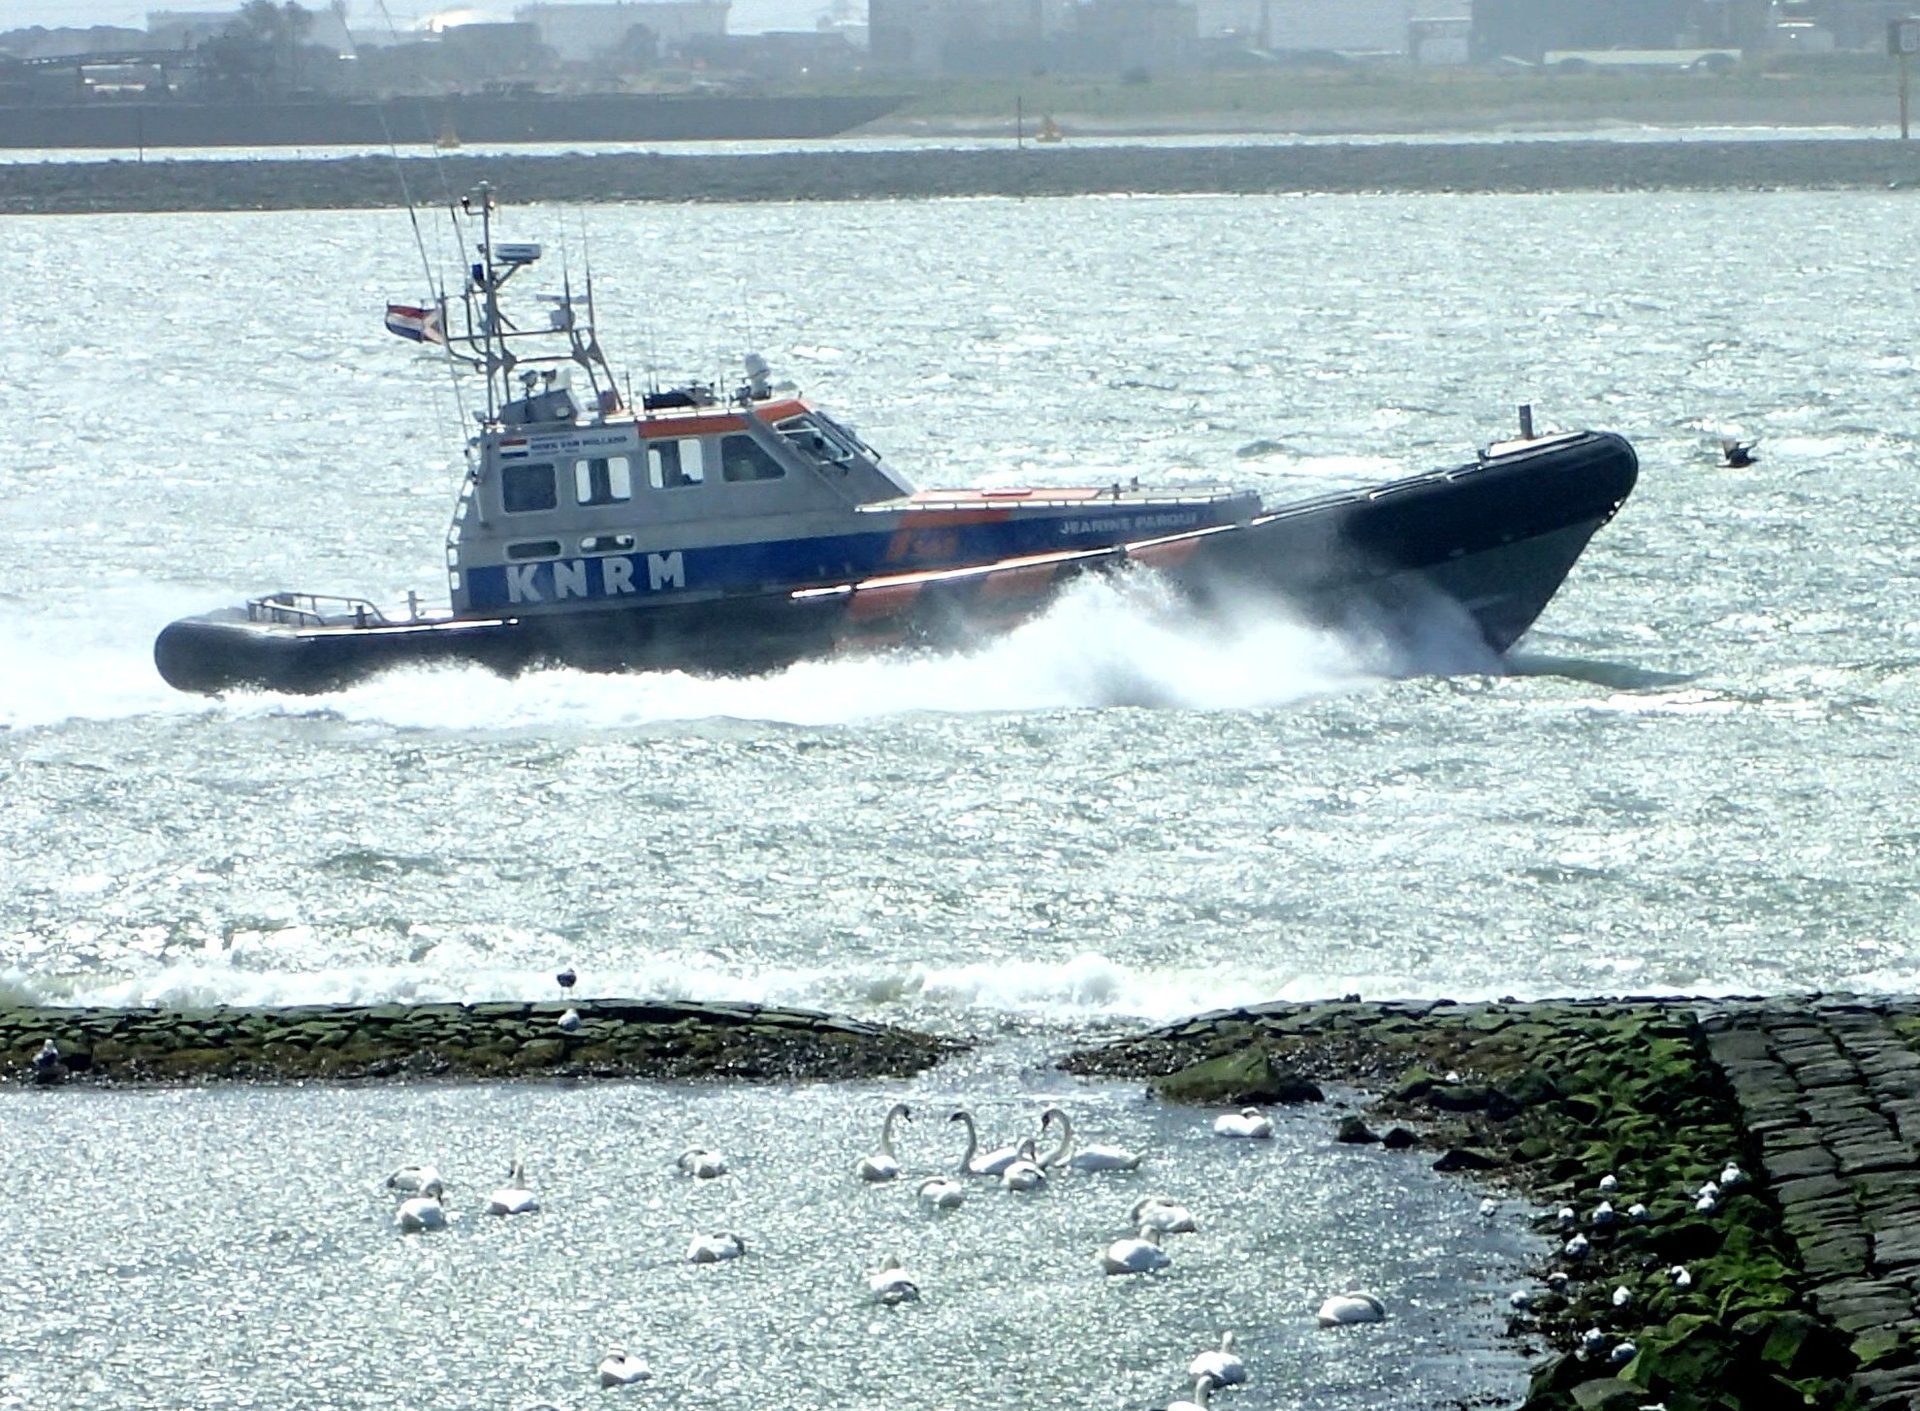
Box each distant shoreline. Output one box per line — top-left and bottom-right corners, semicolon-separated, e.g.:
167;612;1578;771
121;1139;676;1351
5;136;1920;214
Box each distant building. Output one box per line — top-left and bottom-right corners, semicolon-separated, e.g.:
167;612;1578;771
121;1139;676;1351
1065;0;1198;72
148;8;356;56
1195;0;1459;53
0;25;154;61
871;0;1067;73
515;2;729;62
1470;0;1695;62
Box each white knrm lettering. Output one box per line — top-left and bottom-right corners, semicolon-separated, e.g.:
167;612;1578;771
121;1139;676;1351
602;557;636;595
647;551;685;590
552;559;589;600
505;564;542;603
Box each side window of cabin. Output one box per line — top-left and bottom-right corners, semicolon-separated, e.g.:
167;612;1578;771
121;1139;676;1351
647;438;706;489
574;455;633;506
501;462;558;513
720;434;785;483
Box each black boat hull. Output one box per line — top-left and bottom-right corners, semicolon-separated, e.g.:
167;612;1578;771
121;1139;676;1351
154;430;1637;695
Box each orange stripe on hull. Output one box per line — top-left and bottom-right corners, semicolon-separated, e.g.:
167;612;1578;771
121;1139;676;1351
1129;537;1202;570
977;562;1062;600
847;582;922;623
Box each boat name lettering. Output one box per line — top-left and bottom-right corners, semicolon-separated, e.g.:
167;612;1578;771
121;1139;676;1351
528;431;632;455
1058;512;1200;536
504;552;685;604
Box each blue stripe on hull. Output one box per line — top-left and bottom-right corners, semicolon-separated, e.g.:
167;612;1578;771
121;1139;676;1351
464;503;1231;612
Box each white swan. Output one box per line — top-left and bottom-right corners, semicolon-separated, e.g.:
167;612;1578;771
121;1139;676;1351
1039;1107;1143;1172
868;1255;920;1305
1167;1375;1215;1411
1000;1138;1047;1193
597;1348;651;1387
386;1163;445;1198
1131;1196;1198;1235
395;1194;447;1233
1101;1227;1170;1276
856;1102;911;1183
1315;1292;1385;1327
918;1176;966;1210
1187;1331;1246;1387
1212;1107;1273;1140
949;1109;1024;1176
676;1147;728;1180
687;1232;746;1264
485;1159;539;1216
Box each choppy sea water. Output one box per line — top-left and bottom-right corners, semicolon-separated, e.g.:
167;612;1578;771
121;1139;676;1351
3;187;1917;1406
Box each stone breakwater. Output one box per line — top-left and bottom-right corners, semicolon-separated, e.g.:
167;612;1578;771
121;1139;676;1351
6;138;1920;215
1066;995;1920;1411
0;998;960;1085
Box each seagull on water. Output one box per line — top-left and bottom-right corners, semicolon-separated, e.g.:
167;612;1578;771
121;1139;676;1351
868;1255;920;1305
687;1232;746;1264
598;1348;650;1387
676;1147;728;1180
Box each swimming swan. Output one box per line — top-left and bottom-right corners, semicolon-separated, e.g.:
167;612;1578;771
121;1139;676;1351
1000;1138;1047;1193
1316;1292;1385;1327
676;1147;729;1180
948;1110;1024;1177
1131;1196;1198;1235
1168;1374;1216;1411
856;1102;911;1183
1102;1227;1170;1275
485;1159;539;1216
395;1194;448;1233
386;1163;445;1198
687;1232;747;1263
1039;1107;1142;1172
868;1255;920;1305
918;1176;966;1210
1187;1332;1246;1387
1212;1108;1273;1140
598;1348;651;1386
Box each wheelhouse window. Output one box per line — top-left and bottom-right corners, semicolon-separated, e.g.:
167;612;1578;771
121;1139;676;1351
501;461;558;513
574;455;633;506
775;414;859;465
647;438;706;489
506;539;561;561
720;434;785;483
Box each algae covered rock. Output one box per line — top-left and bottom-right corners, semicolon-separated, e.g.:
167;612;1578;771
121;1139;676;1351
1150;1045;1323;1106
1335;1114;1380;1144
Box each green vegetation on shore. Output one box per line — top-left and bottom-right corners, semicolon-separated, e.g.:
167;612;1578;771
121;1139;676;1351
1066;1000;1861;1411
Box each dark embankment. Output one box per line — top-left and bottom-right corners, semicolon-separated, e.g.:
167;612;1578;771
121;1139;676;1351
1065;996;1917;1411
7;138;1920;215
2;998;959;1084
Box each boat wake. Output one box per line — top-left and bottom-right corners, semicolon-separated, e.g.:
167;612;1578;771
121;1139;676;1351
239;572;1492;730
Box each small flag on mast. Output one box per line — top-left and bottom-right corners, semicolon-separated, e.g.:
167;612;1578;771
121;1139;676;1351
384;303;445;344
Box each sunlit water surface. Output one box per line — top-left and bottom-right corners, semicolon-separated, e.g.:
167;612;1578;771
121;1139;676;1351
3;188;1918;1407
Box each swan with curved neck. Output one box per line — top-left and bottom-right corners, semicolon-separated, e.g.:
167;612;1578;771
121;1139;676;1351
485;1158;539;1216
1168;1375;1216;1411
1102;1225;1170;1275
1000;1137;1046;1192
1039;1107;1142;1172
1212;1107;1273;1140
948;1109;1024;1177
856;1102;912;1183
1131;1196;1198;1235
1188;1332;1245;1387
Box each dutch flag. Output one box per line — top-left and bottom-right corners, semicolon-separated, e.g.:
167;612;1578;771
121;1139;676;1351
384;303;445;345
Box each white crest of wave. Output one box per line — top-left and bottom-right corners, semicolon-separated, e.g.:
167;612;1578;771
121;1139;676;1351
276;575;1384;730
0;582;221;731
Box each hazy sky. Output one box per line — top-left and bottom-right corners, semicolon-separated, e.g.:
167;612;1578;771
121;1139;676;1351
3;0;831;36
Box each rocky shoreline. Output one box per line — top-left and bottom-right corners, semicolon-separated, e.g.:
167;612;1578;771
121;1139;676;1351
16;991;1920;1408
0;997;961;1085
6;137;1920;215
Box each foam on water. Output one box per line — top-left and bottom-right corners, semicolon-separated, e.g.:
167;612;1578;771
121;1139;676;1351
221;574;1391;731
